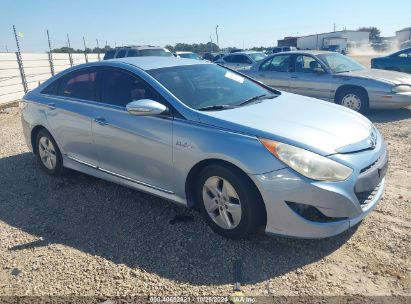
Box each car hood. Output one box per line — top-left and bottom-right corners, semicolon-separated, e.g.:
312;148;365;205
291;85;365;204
338;68;411;85
197;92;374;156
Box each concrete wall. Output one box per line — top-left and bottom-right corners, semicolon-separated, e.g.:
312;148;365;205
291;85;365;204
0;52;102;105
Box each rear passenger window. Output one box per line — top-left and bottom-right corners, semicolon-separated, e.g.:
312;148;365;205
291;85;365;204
116;50;126;58
58;70;97;100
101;69;159;107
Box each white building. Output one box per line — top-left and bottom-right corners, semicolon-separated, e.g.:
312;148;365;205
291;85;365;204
396;27;411;44
296;30;370;50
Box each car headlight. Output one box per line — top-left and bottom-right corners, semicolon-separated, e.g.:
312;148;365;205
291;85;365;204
260;139;353;181
392;85;411;93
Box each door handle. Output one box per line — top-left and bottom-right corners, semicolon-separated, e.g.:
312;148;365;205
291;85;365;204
94;117;108;126
47;103;56;110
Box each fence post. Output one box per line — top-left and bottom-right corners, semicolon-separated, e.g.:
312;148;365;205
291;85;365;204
15;52;28;93
46;30;55;76
83;36;88;63
67;34;73;67
13;25;28;93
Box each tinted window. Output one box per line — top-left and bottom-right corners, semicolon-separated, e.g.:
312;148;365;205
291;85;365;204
223;55;236;63
260;55;290;72
58;69;97;100
101;69;158;107
127;49;139;57
139;49;173;57
116;50;127;58
148;64;273;110
103;50;115;60
41;80;59;95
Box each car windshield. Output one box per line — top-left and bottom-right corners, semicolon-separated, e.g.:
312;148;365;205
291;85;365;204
179;53;201;60
148;64;275;110
317;53;364;73
139;49;173;57
248;52;267;62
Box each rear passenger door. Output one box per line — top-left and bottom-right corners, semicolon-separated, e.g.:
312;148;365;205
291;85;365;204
91;68;174;192
255;54;292;91
43;68;100;166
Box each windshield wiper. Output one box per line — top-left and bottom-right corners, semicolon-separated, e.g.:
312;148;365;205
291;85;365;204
238;94;276;107
197;104;237;111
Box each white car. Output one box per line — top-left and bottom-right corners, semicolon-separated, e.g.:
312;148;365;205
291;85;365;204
175;52;202;60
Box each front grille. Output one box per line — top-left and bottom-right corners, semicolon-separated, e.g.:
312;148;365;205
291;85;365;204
356;182;382;206
360;157;380;174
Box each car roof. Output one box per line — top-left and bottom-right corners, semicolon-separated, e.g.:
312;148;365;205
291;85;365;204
271;50;335;56
175;51;195;54
114;45;165;50
106;56;208;70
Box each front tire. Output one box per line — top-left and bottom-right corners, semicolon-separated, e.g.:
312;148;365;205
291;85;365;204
196;165;265;239
336;88;369;113
36;129;64;175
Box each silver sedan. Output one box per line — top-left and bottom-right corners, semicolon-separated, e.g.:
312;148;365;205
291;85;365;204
21;57;387;239
243;51;411;112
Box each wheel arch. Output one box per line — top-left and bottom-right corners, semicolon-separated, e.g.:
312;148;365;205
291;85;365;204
31;125;48;154
185;158;267;226
334;85;369;103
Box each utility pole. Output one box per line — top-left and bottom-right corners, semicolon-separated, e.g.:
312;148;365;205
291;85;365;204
215;25;220;49
334;23;336;32
210;35;213;53
5;45;8;52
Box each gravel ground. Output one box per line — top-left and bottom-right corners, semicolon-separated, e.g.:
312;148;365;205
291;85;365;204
0;106;410;299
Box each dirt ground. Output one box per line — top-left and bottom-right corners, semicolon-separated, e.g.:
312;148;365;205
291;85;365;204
0;106;410;299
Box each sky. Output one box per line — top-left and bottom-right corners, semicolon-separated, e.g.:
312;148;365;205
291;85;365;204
1;0;410;52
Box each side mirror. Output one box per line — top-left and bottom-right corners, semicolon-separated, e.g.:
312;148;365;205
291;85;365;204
126;99;168;116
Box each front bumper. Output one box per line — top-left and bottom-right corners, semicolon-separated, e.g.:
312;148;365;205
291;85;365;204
250;140;388;239
369;91;411;109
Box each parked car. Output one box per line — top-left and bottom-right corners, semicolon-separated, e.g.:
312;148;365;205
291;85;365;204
202;52;225;62
371;48;411;74
215;51;267;70
103;45;173;60
266;46;297;54
243;50;411;112
175;51;202;60
21;57;387;239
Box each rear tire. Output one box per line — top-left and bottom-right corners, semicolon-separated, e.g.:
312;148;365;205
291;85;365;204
336;88;369;113
35;129;64;176
196;165;265;239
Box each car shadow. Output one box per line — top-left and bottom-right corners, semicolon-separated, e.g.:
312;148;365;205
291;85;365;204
0;152;357;285
365;107;411;123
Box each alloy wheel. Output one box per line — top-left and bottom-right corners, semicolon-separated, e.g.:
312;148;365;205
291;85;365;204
202;176;242;230
38;136;57;170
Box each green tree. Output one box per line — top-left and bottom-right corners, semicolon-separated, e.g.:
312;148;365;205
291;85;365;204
358;27;382;42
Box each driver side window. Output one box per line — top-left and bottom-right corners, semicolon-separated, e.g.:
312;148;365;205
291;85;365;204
295;55;323;73
101;69;159;107
260;55;290;72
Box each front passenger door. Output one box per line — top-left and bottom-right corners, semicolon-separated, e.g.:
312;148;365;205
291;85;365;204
287;55;333;100
91;68;174;192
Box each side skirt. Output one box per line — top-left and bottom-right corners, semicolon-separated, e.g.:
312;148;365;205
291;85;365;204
63;155;187;207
